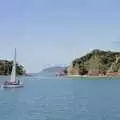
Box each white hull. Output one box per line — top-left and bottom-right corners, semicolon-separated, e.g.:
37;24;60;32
1;83;24;88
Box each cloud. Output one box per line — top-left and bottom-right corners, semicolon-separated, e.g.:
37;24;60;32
112;41;120;45
112;41;120;51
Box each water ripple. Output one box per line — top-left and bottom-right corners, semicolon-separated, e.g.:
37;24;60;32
0;76;120;120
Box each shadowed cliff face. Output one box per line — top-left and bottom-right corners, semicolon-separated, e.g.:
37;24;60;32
64;49;120;76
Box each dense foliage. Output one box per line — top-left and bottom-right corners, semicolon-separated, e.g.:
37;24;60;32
65;49;120;75
0;60;25;75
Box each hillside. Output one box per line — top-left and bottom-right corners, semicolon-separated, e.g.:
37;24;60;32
0;60;25;75
64;49;120;76
40;66;65;73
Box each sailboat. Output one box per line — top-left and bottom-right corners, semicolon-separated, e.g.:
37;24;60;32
1;48;24;88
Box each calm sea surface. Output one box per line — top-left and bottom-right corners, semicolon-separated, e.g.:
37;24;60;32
0;75;120;120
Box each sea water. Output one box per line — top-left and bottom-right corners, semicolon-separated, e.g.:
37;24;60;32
0;75;120;120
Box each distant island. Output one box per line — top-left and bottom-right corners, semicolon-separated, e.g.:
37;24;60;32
0;60;25;75
64;49;120;76
40;66;65;73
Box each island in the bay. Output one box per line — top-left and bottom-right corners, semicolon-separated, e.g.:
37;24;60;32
39;66;65;76
40;66;65;73
0;60;25;75
62;49;120;76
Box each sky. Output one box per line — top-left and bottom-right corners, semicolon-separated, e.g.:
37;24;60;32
0;0;120;73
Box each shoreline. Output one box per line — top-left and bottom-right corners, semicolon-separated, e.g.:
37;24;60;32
65;74;120;78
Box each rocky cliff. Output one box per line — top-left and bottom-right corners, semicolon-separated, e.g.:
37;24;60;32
64;49;120;76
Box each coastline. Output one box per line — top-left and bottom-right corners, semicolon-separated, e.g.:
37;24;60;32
65;74;120;79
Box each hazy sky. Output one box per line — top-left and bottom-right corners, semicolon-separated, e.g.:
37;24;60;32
0;0;120;72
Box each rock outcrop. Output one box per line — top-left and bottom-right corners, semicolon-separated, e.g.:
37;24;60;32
64;49;120;76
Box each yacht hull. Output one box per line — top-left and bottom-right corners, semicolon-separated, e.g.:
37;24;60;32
1;84;24;88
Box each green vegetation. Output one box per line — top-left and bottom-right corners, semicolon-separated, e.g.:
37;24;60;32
0;60;25;75
65;49;120;75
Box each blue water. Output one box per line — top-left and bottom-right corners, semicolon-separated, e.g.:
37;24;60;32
0;75;120;120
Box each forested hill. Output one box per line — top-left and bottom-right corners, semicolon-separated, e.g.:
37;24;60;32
64;49;120;76
0;60;25;75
